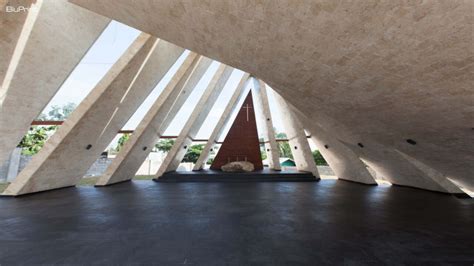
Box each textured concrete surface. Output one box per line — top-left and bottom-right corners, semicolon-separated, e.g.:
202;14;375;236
155;64;233;177
96;54;205;186
274;92;320;178
252;79;281;171
0;180;472;264
193;74;250;171
0;0;36;84
3;34;159;195
0;0;109;165
70;0;474;191
295;108;377;185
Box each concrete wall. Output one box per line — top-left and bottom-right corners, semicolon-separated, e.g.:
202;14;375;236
0;155;113;181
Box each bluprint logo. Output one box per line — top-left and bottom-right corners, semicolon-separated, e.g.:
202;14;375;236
3;0;38;12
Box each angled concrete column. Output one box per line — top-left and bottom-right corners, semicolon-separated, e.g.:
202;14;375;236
274;92;320;179
0;0;110;165
252;79;281;171
193;74;250;171
0;0;37;83
2;34;173;196
155;64;233;178
395;150;465;195
96;55;211;186
6;148;22;182
350;140;457;193
292;108;377;184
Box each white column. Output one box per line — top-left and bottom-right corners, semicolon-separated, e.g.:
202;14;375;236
293;107;377;184
274;91;320;178
155;64;233;178
3;34;172;196
0;0;110;165
96;55;212;186
252;79;281;171
193;74;250;171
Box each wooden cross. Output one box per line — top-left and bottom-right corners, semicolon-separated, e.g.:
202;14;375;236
243;104;252;122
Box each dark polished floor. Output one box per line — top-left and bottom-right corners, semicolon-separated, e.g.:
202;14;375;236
0;180;472;265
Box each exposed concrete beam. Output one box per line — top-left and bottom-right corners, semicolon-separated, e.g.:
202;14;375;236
96;55;210;186
2;33;176;196
155;64;233;178
252;79;281;171
0;0;110;165
293;107;377;185
193;74;250;171
0;0;38;84
273;91;319;179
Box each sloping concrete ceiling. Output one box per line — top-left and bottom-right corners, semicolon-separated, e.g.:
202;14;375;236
70;0;473;190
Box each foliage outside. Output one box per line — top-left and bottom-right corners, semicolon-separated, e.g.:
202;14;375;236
17;103;77;155
155;140;207;164
115;133;130;152
155;139;175;152
312;150;328;165
182;144;204;163
37;102;76;121
275;132;293;159
17;126;57;155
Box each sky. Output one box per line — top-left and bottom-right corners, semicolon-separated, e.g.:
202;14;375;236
42;21;316;149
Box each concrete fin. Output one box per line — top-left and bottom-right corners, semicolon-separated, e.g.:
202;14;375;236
155;64;233;177
192;74;251;171
273;91;320;178
252;79;281;171
3;34;164;195
96;53;207;186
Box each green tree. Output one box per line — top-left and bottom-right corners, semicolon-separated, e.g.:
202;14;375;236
182;144;204;163
259;139;267;161
155;139;175;152
278;141;293;159
37;113;48;121
17;126;57;155
275;132;293;159
18;103;76;155
312;150;328;165
115;133;130;152
45;102;76;121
